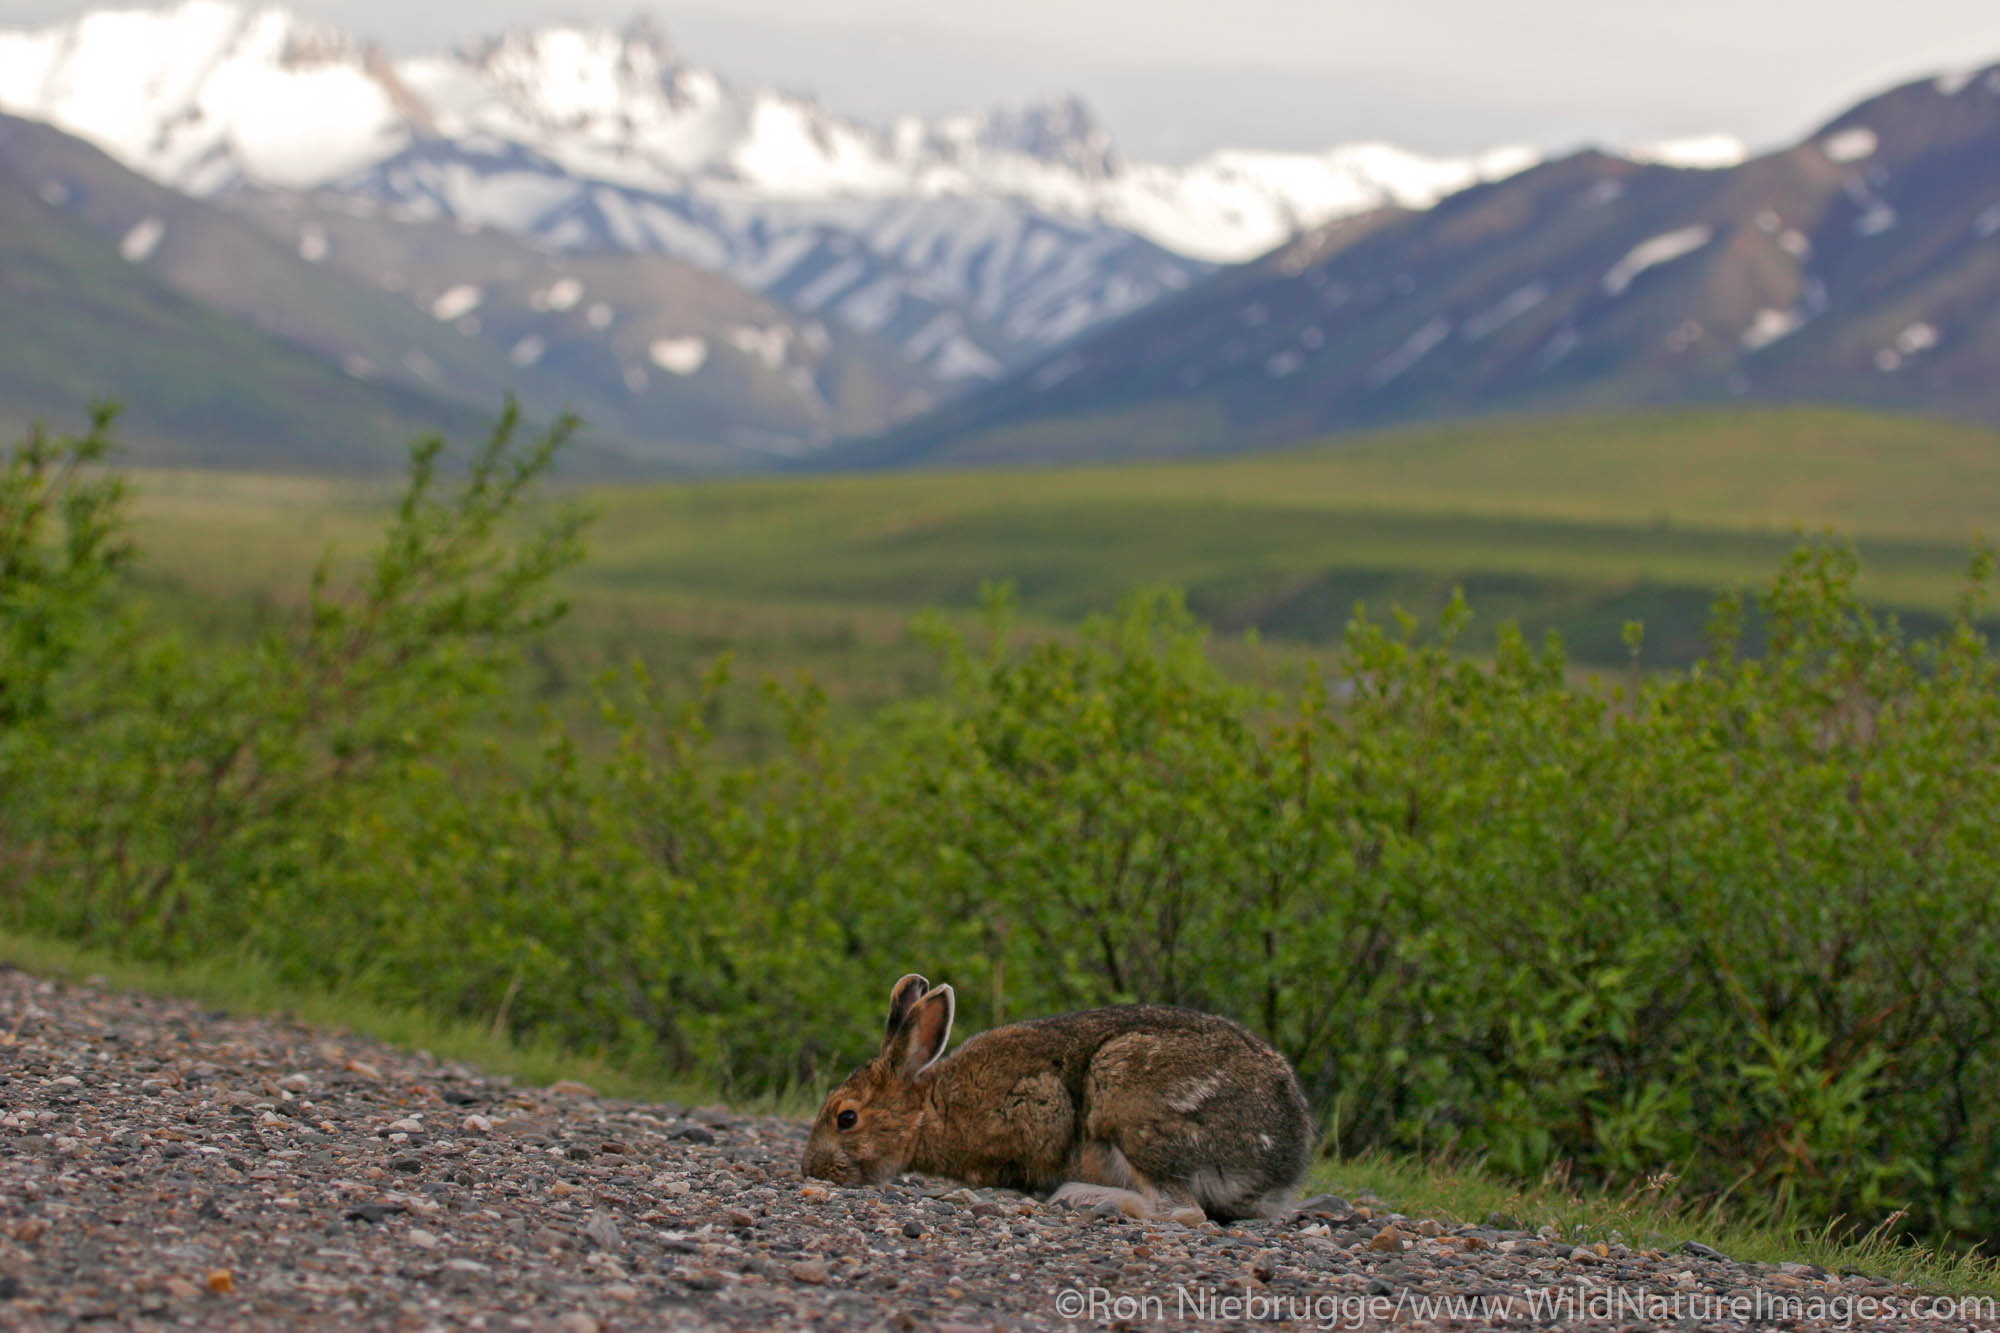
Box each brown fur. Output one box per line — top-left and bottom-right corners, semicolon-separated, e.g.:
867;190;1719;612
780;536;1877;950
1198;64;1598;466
801;974;1313;1222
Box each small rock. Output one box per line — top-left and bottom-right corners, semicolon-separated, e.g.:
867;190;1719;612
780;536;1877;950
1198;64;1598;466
161;1277;200;1302
461;1114;492;1133
547;1080;596;1098
1569;1246;1604;1264
406;1228;440;1250
671;1125;715;1145
1415;1219;1444;1238
344;1203;406;1223
1367;1226;1407;1253
902;1220;924;1239
345;1059;382;1081
278;1074;310;1093
390;1156;423;1173
584;1211;622;1250
724;1207;757;1228
386;1117;424;1135
204;1269;233;1295
554;1315;599;1333
789;1261;830;1285
603;1283;640;1302
443;1259;489;1275
1680;1240;1730;1262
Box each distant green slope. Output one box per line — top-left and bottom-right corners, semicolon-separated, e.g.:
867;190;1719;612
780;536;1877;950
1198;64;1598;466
0;152;487;470
120;405;1999;670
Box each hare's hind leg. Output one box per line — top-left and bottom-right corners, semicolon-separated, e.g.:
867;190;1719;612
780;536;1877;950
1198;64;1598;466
1048;1143;1206;1225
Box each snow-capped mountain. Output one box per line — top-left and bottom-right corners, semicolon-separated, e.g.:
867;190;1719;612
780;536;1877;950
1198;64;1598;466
834;63;2000;468
0;1;1546;385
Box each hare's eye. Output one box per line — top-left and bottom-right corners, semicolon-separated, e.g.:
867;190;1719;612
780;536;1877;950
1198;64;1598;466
836;1109;858;1131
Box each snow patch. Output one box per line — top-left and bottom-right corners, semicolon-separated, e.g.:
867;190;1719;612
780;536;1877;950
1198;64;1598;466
1742;308;1804;351
1462;281;1548;341
119;216;164;262
509;335;545;367
1820;127;1877;164
533;277;584;311
430;284;482;321
1855;202;1897;236
1896;322;1939;355
298;223;328;263
727;324;791;370
648;336;708;374
1778;229;1812;259
1934;67;1978;96
1601;225;1713;296
794;258;867;313
1580;178;1624;209
1031;354;1084;390
585;301;615;330
931;335;1003;381
1628;134;1746;169
1369;317;1451;386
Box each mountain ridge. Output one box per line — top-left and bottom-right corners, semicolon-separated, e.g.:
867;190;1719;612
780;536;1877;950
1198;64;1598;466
0;1;1560;393
827;63;2000;468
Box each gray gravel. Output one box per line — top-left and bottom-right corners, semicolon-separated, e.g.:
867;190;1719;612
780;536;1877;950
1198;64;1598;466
2;964;1992;1331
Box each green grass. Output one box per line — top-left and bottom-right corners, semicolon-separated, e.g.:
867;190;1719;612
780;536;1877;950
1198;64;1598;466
0;925;730;1110
1320;1152;2000;1298
112;405;2000;697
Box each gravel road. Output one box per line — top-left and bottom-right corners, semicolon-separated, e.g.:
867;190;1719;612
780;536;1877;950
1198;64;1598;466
1;964;1990;1331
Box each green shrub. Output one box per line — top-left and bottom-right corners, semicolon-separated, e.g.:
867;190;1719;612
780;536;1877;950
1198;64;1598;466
5;406;2000;1244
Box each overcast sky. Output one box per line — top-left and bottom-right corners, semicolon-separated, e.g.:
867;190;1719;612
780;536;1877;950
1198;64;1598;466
14;1;2000;159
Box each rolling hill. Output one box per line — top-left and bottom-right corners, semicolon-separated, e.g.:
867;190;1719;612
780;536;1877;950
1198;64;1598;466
0;123;493;469
124;406;2000;672
1;112;931;468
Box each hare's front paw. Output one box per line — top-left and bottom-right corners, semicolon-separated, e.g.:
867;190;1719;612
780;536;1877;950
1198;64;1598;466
1049;1181;1205;1225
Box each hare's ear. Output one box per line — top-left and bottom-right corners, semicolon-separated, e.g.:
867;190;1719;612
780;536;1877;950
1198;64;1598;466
886;984;954;1079
882;974;930;1044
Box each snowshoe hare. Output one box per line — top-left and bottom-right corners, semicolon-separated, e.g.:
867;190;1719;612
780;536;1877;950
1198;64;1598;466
802;973;1313;1222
